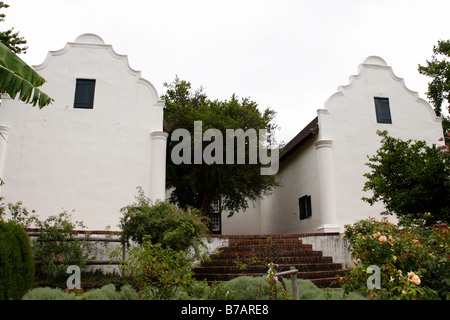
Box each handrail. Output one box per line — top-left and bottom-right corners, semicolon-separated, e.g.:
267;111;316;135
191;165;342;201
275;266;300;300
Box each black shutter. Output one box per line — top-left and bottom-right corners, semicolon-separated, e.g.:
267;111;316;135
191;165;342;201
299;195;312;220
305;195;312;218
74;79;96;109
374;97;392;124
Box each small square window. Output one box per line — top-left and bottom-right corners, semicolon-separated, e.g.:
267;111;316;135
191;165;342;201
374;97;392;124
299;195;312;220
74;79;96;109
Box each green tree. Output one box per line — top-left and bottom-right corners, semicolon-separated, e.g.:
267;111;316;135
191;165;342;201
418;39;450;144
162;77;280;228
362;130;450;225
0;220;35;300
0;2;27;54
119;188;209;252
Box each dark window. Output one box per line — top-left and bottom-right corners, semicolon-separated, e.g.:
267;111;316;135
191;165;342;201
299;195;312;220
374;97;392;124
74;79;96;109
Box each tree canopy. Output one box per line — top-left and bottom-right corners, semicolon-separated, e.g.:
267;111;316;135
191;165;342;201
362;130;450;225
162;77;280;227
418;39;450;145
0;2;27;54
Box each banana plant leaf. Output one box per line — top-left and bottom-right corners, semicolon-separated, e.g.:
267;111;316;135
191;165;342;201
0;42;53;108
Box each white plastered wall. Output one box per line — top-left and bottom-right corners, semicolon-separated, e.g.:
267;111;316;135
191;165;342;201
324;56;444;229
222;56;444;235
0;34;166;230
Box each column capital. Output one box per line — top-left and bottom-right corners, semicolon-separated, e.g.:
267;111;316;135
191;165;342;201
0;125;11;132
151;131;169;141
314;139;333;149
317;224;342;233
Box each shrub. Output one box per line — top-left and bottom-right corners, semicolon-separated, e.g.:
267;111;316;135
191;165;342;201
0;197;37;228
32;212;94;284
0;220;35;300
215;276;366;300
362;130;450;225
80;284;136;300
22;287;76;300
22;285;137;300
119;187;209;252
119;237;197;300
341;216;449;300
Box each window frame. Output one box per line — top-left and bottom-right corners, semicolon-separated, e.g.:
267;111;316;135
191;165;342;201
73;78;96;109
299;195;312;220
374;97;392;124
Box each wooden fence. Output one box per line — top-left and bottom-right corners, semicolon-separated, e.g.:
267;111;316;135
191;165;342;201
26;228;126;270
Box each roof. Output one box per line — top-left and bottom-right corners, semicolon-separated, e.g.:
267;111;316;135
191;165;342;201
163;119;171;133
280;116;319;162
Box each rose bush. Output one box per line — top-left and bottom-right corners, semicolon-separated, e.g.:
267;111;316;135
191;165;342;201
341;215;449;300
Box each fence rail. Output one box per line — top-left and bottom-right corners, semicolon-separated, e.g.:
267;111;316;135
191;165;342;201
275;267;300;300
26;228;126;269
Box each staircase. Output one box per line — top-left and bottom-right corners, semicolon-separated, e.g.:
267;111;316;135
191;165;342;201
193;234;348;288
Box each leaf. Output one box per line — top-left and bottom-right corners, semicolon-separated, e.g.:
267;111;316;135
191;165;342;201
0;42;53;108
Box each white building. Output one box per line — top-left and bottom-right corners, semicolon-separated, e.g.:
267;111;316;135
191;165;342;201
0;35;444;234
221;56;444;235
0;34;168;230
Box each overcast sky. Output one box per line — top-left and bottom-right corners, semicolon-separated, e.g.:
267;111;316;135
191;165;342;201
4;0;450;143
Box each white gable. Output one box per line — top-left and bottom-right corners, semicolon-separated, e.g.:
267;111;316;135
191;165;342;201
222;56;444;235
0;34;167;230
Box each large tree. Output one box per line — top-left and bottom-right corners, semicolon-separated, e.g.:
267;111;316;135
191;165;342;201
162;77;280;228
418;39;450;144
362;130;450;225
0;2;27;54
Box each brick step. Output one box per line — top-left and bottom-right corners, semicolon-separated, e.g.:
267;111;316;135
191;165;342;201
296;269;348;280
201;255;334;266
211;248;322;259
221;243;314;252
193;262;343;274
228;238;305;246
197;234;347;288
211;234;307;240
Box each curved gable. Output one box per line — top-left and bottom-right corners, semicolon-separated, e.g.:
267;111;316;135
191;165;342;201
324;56;439;123
33;33;159;105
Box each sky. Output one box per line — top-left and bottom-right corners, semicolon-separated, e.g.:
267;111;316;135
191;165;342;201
3;0;450;144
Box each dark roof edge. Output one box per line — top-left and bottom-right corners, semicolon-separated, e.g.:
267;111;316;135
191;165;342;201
163;119;172;133
280;116;319;162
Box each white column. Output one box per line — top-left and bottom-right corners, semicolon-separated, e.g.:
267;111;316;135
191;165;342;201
150;131;169;202
314;139;340;233
0;125;11;187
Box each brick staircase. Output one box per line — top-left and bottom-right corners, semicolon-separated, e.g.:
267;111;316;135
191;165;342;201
193;234;348;288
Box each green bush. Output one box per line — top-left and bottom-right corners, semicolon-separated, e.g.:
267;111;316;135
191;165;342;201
22;287;76;300
0;220;35;300
32;212;94;284
22;284;137;300
80;284;136;300
209;276;366;300
362;130;450;225
119;237;197;300
119;187;209;252
342;216;449;300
